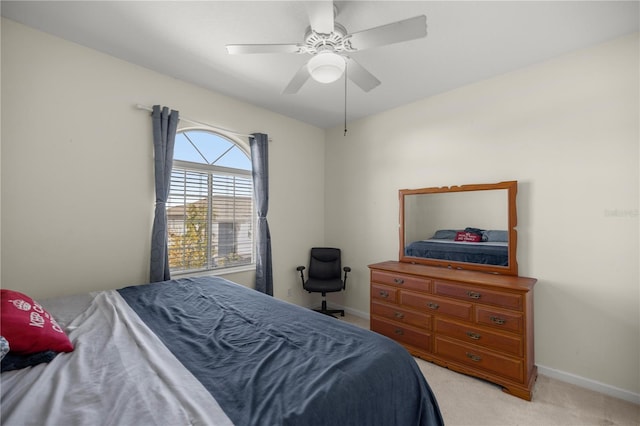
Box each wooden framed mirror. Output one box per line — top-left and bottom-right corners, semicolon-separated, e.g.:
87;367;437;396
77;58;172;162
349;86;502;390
399;181;518;276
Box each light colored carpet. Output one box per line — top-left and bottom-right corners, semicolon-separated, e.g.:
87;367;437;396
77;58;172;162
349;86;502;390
340;314;640;426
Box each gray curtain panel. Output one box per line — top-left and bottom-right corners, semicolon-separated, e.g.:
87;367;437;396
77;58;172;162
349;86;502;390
150;105;179;283
250;133;273;295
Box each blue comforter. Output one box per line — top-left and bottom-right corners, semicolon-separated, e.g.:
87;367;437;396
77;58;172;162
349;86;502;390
406;239;509;266
118;276;443;426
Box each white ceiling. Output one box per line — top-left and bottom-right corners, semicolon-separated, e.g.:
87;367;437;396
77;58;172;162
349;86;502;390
2;1;638;128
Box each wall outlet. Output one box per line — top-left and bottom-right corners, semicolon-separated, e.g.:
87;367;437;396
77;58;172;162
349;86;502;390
287;288;292;297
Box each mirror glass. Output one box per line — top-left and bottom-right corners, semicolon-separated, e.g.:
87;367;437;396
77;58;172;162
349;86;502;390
399;181;518;275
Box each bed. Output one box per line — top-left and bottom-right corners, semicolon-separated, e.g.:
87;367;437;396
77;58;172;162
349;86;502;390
1;276;443;426
405;239;509;265
405;228;509;266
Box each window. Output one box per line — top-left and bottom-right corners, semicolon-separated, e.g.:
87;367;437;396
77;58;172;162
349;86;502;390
167;129;253;274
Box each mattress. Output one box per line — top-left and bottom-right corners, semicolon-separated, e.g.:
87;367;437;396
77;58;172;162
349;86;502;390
405;239;509;266
1;276;443;426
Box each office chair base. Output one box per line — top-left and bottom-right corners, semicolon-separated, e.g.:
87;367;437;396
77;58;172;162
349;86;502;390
314;300;345;318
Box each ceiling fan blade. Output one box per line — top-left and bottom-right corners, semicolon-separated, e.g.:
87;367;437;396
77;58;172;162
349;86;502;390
226;44;301;55
306;1;334;34
347;15;427;51
346;57;381;92
283;63;311;94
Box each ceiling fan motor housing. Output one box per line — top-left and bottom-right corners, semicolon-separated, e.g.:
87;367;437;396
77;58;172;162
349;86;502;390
301;23;354;55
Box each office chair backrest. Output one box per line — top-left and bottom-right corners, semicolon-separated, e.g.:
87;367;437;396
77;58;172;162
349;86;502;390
308;248;341;280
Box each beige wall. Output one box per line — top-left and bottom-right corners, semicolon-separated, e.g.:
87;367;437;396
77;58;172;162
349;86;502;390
0;18;324;306
325;33;639;398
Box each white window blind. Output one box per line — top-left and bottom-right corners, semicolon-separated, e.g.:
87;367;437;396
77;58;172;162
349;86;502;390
167;161;253;274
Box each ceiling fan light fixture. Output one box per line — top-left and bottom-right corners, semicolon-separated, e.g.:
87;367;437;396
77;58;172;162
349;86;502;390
307;52;346;83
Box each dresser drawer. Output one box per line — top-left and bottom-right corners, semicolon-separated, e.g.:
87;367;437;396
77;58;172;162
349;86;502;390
434;281;523;311
372;301;431;330
400;291;472;321
476;307;523;333
434;318;523;357
371;283;398;304
371;270;431;292
434;336;524;383
371;318;431;351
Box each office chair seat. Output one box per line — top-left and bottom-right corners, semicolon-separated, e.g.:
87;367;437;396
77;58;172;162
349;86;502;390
303;277;343;294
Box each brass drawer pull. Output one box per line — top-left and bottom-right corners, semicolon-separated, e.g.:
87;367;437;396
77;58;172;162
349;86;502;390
379;291;389;298
467;291;481;299
394;328;404;336
466;352;482;362
393;278;405;284
490;316;506;325
394;311;405;319
466;331;481;340
427;302;440;310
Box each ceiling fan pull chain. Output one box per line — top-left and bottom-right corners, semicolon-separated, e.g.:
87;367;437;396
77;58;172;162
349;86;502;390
344;60;348;136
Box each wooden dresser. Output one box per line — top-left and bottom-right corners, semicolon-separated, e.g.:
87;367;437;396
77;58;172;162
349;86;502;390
369;260;537;400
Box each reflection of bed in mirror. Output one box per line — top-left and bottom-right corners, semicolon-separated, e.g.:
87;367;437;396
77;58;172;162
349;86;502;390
400;181;518;275
405;227;509;266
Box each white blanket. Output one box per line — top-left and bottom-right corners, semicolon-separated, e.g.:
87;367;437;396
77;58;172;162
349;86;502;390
1;290;233;426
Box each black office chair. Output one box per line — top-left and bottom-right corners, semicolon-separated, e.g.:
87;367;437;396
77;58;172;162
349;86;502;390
297;247;351;317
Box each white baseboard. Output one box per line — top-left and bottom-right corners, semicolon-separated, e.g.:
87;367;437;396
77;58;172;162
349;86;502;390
342;305;370;319
537;364;640;405
315;303;640;405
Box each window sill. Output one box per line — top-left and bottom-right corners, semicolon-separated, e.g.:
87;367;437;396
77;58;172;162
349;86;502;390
171;264;255;279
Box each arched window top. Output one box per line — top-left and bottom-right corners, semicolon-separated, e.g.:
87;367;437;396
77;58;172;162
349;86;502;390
174;129;251;171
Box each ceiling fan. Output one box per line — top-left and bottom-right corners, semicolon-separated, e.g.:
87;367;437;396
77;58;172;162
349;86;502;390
225;2;427;94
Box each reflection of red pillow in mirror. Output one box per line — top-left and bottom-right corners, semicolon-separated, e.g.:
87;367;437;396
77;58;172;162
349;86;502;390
455;231;482;242
1;289;74;354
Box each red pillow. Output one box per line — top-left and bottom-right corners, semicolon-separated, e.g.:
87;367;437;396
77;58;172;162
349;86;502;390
0;289;73;354
454;231;482;242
